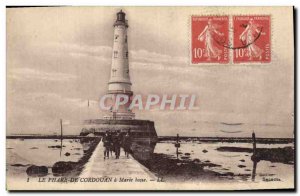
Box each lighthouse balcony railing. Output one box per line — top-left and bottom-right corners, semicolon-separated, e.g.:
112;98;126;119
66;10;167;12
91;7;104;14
103;112;135;120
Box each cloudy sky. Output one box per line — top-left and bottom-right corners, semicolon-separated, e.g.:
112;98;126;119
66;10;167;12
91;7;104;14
7;7;294;137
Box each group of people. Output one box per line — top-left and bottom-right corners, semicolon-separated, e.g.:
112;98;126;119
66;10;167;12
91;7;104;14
102;130;132;159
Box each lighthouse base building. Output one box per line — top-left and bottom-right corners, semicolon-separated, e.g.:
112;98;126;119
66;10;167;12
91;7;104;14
80;10;157;161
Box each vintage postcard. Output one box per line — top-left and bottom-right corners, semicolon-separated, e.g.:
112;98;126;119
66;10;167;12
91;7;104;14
6;6;294;191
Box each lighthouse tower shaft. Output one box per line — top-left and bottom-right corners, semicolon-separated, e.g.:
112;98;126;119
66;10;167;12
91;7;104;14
107;10;134;120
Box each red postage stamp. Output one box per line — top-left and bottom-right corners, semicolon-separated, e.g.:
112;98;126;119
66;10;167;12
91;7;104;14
233;16;271;63
191;16;229;64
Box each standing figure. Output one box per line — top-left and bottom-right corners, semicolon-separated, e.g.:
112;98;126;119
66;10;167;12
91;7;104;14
239;18;265;60
109;130;115;156
113;130;122;159
102;130;112;159
198;19;224;60
123;130;132;158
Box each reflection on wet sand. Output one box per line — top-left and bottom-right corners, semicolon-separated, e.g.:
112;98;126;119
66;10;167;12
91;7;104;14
252;160;258;182
135;136;294;183
51;137;101;177
23;137;101;177
134;139;250;182
7;136;294;184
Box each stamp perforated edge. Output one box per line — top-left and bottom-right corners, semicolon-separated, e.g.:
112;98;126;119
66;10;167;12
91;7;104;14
232;15;272;64
189;15;230;65
188;14;274;66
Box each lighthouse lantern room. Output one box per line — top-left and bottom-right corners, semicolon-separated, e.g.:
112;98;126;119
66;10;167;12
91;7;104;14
106;10;134;120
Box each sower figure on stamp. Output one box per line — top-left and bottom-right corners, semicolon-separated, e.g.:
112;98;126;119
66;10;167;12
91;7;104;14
123;129;132;158
239;18;266;60
198;19;224;61
113;130;122;159
102;130;112;159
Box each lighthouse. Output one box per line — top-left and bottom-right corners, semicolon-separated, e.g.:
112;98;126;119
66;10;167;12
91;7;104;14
82;10;157;160
106;10;134;120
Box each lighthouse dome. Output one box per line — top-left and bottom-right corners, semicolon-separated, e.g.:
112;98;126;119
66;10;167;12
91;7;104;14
117;10;125;22
114;10;128;27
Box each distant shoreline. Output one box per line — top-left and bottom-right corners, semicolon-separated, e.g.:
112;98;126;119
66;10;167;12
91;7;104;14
6;135;89;139
6;135;294;144
159;136;293;144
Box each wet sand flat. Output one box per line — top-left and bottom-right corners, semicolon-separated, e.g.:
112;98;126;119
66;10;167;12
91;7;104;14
6;138;294;190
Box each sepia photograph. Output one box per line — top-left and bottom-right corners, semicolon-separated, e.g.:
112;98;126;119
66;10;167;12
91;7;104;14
6;6;294;191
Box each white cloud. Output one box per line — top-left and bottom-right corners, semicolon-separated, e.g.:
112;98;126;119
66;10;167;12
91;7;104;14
24;92;97;110
7;92;103;135
130;49;187;65
42;42;112;59
8;68;77;82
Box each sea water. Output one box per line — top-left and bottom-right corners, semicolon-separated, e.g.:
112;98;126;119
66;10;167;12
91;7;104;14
6;139;294;183
155;141;294;183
